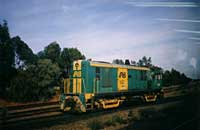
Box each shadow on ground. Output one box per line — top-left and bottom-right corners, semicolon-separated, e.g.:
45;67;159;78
121;93;200;130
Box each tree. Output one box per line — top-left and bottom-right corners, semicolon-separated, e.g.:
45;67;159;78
112;59;124;65
43;42;61;63
162;68;191;86
0;20;87;102
32;59;61;100
8;70;37;102
8;59;61;102
163;70;172;86
30;59;61;87
137;56;152;67
0;20;10;43
147;57;152;67
0;21;15;97
137;59;143;66
12;36;37;68
60;48;85;69
131;60;137;66
37;51;45;59
125;59;130;65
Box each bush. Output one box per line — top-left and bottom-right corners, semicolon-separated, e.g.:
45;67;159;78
112;115;126;124
104;119;115;126
6;61;59;102
87;119;103;130
6;59;61;102
7;71;38;102
104;115;126;126
128;110;141;121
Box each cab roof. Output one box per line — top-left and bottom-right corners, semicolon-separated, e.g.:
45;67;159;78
88;60;150;71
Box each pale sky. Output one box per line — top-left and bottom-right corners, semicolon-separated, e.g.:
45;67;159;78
0;0;200;78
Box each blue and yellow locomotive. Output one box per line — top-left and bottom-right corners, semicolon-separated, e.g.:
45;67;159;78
60;60;163;112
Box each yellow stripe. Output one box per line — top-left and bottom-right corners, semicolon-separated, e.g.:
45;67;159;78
85;93;94;101
64;78;70;94
73;60;82;94
90;62;150;71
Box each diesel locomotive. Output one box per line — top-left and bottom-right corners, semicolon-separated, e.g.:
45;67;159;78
60;60;163;112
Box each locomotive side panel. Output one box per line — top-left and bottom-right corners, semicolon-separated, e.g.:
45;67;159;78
128;69;148;90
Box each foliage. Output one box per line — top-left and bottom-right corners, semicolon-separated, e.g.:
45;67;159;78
0;20;15;98
0;21;85;102
111;115;126;124
43;41;61;63
12;36;37;67
87;119;103;130
131;60;136;66
135;56;152;67
125;59;130;65
0;20;10;43
128;56;191;86
128;110;141;121
163;69;191;86
60;48;85;68
8;70;37;102
8;59;61;102
104;115;126;126
113;56;152;67
112;59;124;64
104;119;115;126
29;59;61;88
0;21;38;98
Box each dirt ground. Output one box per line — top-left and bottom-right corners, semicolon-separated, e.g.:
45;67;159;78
123;93;200;130
37;93;200;130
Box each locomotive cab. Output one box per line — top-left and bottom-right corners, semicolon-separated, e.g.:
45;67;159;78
60;60;87;112
144;70;163;102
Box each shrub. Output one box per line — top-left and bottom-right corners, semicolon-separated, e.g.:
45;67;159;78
112;115;126;124
87;119;103;130
6;59;60;102
104;115;126;126
104;118;115;126
128;110;141;121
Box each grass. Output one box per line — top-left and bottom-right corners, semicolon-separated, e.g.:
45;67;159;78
104;115;127;126
128;110;141;121
87;119;103;130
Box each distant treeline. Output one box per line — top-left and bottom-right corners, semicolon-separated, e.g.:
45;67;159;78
0;21;191;102
113;58;191;86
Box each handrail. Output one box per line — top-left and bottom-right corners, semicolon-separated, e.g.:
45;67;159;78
93;78;99;94
93;78;96;93
96;80;99;93
65;77;88;95
82;78;86;94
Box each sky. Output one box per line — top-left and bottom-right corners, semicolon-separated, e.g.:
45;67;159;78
0;0;200;78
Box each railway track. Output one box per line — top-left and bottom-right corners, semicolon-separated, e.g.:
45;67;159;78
1;85;197;130
0;101;61;126
0;96;185;130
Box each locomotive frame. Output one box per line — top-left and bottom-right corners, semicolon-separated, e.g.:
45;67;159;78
60;60;163;112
